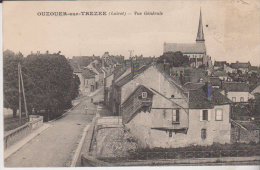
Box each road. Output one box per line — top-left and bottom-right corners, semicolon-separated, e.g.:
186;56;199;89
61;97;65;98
5;89;103;167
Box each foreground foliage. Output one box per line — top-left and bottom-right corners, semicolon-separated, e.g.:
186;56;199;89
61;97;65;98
3;50;80;120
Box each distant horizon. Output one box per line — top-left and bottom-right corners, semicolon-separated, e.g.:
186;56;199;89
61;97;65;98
4;48;260;67
3;0;260;65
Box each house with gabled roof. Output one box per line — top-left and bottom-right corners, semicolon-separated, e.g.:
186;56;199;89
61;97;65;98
221;82;254;103
213;61;227;70
211;70;231;81
110;63;232;148
86;60;104;89
230;61;251;74
81;68;97;94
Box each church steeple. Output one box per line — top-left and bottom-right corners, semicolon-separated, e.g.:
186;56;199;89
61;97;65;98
196;9;205;43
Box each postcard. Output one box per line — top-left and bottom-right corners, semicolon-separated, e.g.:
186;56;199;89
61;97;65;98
2;0;260;168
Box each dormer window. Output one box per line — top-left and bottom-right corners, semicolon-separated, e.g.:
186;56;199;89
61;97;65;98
142;92;147;99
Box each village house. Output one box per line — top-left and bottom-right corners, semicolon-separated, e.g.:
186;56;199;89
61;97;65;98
211;70;231;81
213;61;227;70
86;60;104;89
222;82;254;103
68;59;85;94
110;63;232;148
224;64;237;74
230;61;251;74
101;52;125;68
81;68;97;94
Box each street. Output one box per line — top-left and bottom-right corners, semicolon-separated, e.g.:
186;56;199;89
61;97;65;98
5;90;102;167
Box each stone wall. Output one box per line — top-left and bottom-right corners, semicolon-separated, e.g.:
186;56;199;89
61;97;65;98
4;115;44;149
231;121;259;144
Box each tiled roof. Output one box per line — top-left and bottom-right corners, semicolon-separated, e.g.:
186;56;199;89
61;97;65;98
81;68;97;79
69;60;82;73
183;82;204;90
212;70;228;77
209;77;222;87
230;62;251;69
188;85;231;109
223;82;249;92
115;65;150;87
92;63;103;74
251;85;260;94
163;43;206;54
115;67;131;82
214;61;227;67
249;66;260;72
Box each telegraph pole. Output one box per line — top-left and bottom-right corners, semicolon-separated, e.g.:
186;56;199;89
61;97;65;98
20;64;28;119
18;63;22;124
18;63;29;124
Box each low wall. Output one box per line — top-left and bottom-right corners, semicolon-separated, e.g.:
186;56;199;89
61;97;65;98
81;154;260;166
4;115;44;149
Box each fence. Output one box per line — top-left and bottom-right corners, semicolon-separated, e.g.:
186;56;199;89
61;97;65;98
99;149;260;162
4;115;43;149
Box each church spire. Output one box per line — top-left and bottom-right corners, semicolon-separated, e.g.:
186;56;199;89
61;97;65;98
196;9;205;43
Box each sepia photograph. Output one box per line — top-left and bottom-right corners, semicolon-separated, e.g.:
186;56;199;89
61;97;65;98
1;0;260;168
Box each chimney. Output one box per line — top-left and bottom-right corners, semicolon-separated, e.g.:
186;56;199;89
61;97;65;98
220;80;223;89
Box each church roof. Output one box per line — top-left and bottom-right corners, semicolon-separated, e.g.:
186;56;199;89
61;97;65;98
163;9;206;54
163;42;206;54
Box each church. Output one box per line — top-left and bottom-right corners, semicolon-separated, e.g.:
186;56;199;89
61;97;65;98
163;10;211;68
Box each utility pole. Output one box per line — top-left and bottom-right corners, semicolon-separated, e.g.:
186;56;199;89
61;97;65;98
18;63;22;124
18;63;29;125
20;64;28;119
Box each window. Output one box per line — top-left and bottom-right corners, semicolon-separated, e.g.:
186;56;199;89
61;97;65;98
142;92;147;99
202;110;208;121
201;129;207;140
232;97;236;102
172;109;180;123
240;97;244;102
215;109;223;121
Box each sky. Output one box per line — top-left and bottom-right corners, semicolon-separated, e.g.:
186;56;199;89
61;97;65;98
3;0;260;65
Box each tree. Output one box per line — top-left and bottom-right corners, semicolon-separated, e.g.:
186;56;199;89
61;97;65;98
157;51;189;67
3;50;24;117
70;74;80;100
23;52;79;120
